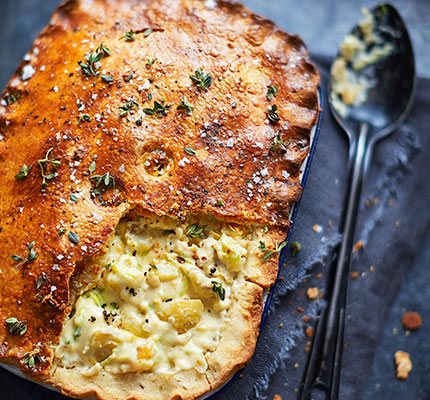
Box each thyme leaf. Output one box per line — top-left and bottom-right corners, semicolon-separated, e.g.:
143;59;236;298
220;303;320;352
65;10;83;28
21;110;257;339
270;130;290;152
177;95;194;114
211;281;226;301
259;240;287;262
185;224;205;239
5;317;27;335
123;29;136;41
189;69;212;90
78;114;90;125
37;148;60;187
267;105;280;123
143;101;170;117
184;147;196;156
267;85;278;101
15;163;32;180
119;101;139;117
68;231;80;245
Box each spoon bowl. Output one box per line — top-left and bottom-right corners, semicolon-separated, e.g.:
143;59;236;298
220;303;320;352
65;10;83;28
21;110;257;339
329;4;416;145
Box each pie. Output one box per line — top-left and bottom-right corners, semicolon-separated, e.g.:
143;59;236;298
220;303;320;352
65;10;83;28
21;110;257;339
0;0;320;399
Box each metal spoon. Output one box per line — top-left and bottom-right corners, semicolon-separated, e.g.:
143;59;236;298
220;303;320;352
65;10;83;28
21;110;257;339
299;4;416;400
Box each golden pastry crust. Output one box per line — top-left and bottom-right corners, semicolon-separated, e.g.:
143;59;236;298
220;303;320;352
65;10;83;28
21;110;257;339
0;0;319;397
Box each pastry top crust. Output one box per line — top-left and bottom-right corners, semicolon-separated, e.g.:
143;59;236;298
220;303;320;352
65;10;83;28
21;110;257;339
0;0;319;375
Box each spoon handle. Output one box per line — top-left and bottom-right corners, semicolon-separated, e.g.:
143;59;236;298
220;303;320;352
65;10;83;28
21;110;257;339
299;122;370;400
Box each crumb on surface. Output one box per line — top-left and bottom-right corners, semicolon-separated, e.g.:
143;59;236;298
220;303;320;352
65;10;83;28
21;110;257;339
313;224;322;233
307;287;319;299
351;271;359;279
273;395;282;400
305;327;313;337
395;350;412;379
402;311;422;330
352;240;364;253
316;273;323;279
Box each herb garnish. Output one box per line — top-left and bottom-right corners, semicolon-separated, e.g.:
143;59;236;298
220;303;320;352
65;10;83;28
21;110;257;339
259;240;287;262
177;95;194;114
78;51;103;77
3;92;20;105
125;73;133;82
68;231;80;245
78;43;110;77
38;148;60;187
270;131;290;152
184;147;196;156
23;351;41;369
91;172;116;190
143;28;153;37
190;69;212;90
11;241;38;268
215;200;225;207
119;101;139;117
95;43;111;56
185;224;205;239
123;29;137;41
78;114;90;125
291;241;301;256
15;163;32;180
267;85;278;101
143;100;170;117
5;317;27;335
101;75;114;83
146;58;157;70
70;193;78;202
58;228;66;236
211;281;226;301
267;105;280;123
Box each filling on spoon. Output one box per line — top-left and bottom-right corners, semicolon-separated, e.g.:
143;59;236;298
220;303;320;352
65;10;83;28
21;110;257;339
330;7;393;116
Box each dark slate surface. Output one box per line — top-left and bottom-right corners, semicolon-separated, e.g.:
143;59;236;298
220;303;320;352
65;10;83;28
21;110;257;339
1;1;429;400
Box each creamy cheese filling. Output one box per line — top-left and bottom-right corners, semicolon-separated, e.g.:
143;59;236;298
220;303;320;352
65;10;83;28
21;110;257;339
330;7;393;117
56;215;264;377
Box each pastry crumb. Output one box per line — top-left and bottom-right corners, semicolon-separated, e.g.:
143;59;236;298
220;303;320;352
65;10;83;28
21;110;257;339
351;271;359;279
313;224;322;233
305;327;313;337
273;395;282;400
307;287;319;299
402;311;422;330
352;240;363;253
394;350;412;379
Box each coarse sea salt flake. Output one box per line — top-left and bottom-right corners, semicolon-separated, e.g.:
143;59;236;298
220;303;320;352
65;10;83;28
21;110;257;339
21;65;36;81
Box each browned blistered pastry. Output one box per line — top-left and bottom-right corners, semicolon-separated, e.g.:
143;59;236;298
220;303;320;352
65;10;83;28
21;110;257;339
0;0;319;399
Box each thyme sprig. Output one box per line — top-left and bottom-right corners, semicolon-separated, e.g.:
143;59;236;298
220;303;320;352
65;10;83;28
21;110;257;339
91;172;116;190
259;240;287;262
267;105;280;123
10;241;38;268
123;29;137;41
270;131;290;152
190;69;212;90
177;95;194;114
119;101;139;117
267;85;278;101
5;317;27;336
15;163;32;180
22;351;41;369
78;43;110;77
38;148;60;187
143;100;170;117
78;114;90;125
185;224;205;239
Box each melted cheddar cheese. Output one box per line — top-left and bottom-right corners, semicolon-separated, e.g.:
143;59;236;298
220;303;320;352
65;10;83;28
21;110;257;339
56;215;263;377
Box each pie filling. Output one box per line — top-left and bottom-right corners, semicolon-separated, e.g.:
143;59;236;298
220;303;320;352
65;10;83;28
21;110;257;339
56;214;265;377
